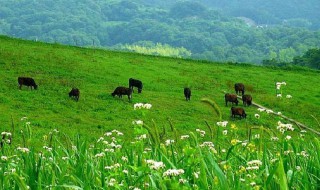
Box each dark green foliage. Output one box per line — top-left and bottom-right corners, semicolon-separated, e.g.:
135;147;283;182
263;48;320;70
0;1;319;64
293;48;320;70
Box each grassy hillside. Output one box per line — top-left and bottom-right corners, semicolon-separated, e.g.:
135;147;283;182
0;35;319;146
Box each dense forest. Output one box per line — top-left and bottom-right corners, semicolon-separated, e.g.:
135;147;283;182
1;0;320;64
263;48;320;70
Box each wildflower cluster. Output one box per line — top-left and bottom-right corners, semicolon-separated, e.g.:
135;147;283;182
134;103;152;110
165;139;175;146
200;141;217;153
1;131;12;146
132;120;143;125
195;129;205;137
180;135;189;140
246;160;262;170
163;169;185;177
216;121;228;127
146;160;166;170
276;121;294;134
105;163;121;170
17;147;30;153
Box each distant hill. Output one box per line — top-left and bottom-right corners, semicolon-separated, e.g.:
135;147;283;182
0;0;319;64
141;0;320;29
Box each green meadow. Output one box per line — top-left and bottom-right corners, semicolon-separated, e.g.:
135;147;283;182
0;36;319;189
0;35;319;141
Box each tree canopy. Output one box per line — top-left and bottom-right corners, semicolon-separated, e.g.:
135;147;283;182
0;0;319;64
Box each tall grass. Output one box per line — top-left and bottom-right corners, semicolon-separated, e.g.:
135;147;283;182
0;102;319;189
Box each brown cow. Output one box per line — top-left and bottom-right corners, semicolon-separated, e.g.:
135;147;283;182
112;86;132;100
18;77;38;90
235;83;245;96
231;107;246;119
69;88;80;101
225;93;238;106
184;88;191;101
242;94;252;106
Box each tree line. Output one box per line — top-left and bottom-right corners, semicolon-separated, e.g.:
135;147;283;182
263;48;320;70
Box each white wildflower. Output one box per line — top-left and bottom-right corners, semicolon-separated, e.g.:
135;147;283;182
143;103;152;109
246;162;262;171
285;135;291;141
165;139;175;146
223;130;228;135
1;132;12;137
179;178;187;184
105;148;114;152
97;137;104;142
286;95;292;98
180;135;189;140
134;103;144;110
1;156;8;161
250;182;256;186
271;136;279;141
132;120;143;125
196;129;206;137
108;178;117;187
193;171;200;179
284;150;293;155
277;121;294;133
146;160;166;170
52;129;59;133
254;114;260;119
104;132;112;136
277;94;282;98
17;147;30;153
241;141;248;146
299;151;309;158
200;142;214;148
95;152;105;158
163;169;184;177
121;156;128;162
216;121;228;127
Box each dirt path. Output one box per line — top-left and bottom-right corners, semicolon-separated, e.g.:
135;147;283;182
237;95;320;136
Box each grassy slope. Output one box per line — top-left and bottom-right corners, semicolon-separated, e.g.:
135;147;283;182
0;36;319;145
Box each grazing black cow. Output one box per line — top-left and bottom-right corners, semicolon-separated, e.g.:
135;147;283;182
225;93;238;106
69;88;80;101
18;77;38;90
235;83;245;96
184;88;191;101
112;86;132;100
231;107;247;119
242;94;252;106
129;78;143;93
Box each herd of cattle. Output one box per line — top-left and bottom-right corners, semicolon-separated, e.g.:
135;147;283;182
18;77;251;119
